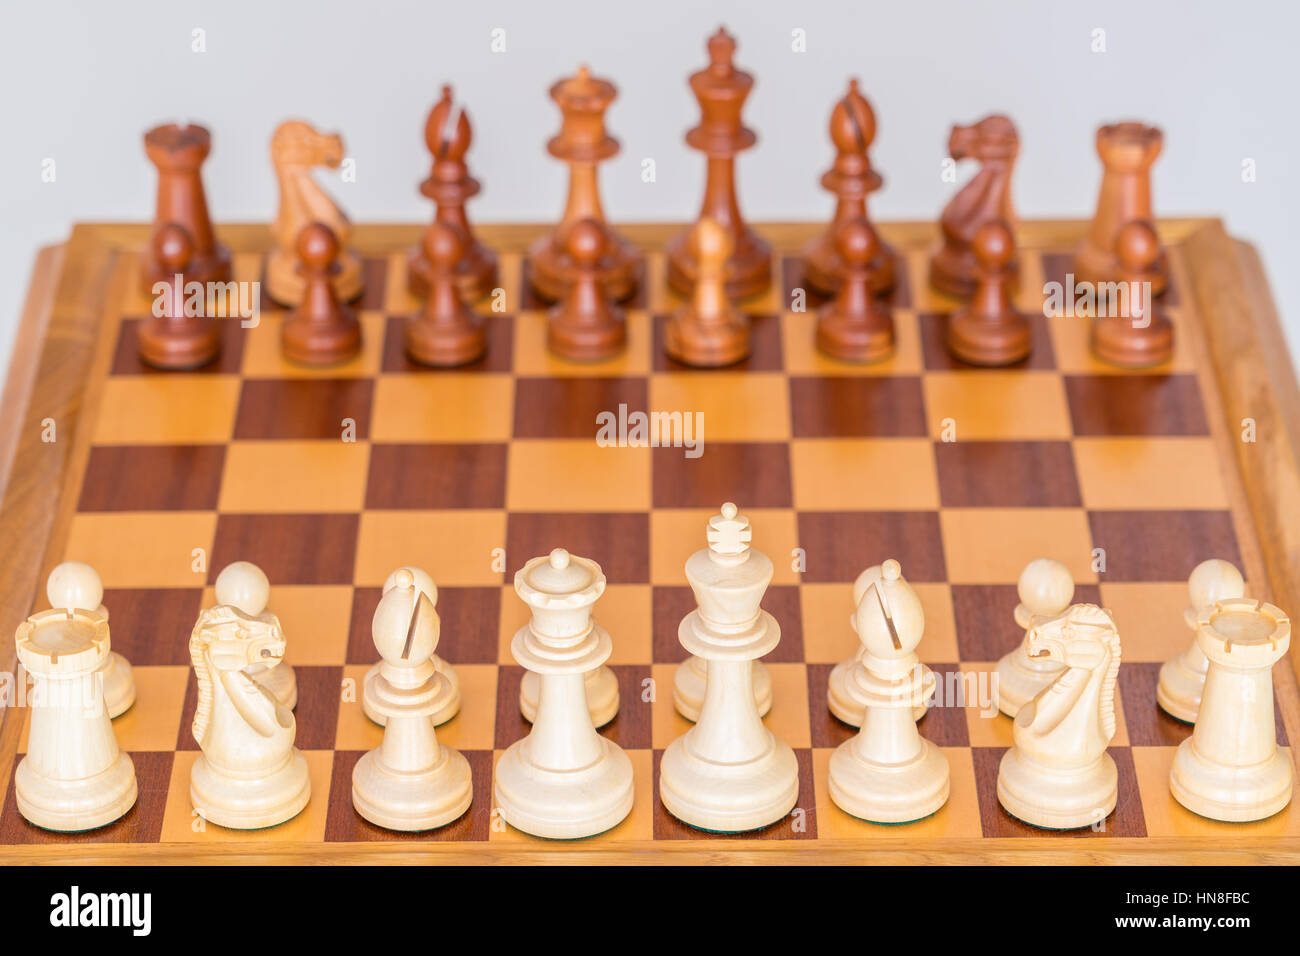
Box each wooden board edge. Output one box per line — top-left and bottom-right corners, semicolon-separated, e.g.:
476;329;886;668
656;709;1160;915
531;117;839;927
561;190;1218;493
1182;222;1300;671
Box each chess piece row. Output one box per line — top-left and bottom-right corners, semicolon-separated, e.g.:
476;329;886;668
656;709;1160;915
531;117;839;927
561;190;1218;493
135;26;1172;371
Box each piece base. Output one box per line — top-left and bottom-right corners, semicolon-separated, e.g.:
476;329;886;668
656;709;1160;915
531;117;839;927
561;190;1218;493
997;748;1117;830
815;315;895;363
827;738;950;824
946;313;1032;367
658;734;799;833
190;751;311;830
1170;739;1293;823
281;312;362;368
15;752;137;832
494;737;634;839
405;317;487;367
351;746;473;832
1090;315;1174;369
664;314;750;368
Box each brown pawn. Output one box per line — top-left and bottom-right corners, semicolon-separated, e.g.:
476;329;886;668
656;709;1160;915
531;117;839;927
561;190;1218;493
547;218;626;361
140;123;231;293
815;218;894;362
802;78;895;297
408;85;498;301
665;218;749;367
405;223;487;367
946;220;1031;366
281;222;362;366
137;223;221;369
1091;220;1173;367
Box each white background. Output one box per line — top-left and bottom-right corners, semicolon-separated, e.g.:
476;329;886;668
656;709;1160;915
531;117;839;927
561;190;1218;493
2;0;1296;373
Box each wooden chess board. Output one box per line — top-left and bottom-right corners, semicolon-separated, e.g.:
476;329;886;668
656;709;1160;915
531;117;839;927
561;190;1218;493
2;219;1300;864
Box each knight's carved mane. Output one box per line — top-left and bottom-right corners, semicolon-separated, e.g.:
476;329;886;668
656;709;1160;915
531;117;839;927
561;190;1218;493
1059;604;1122;740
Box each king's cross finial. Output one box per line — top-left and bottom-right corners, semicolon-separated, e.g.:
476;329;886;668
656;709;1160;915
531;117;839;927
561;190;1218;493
707;501;750;563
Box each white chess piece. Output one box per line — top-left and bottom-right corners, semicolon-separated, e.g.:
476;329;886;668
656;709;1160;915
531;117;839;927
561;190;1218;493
14;604;137;831
997;604;1121;829
1157;559;1245;723
828;559;950;823
214;561;297;710
494;549;634;838
828;563;931;725
521;656;620;727
188;603;310;829
364;566;460;727
1170;597;1293;822
995;558;1075;717
46;561;135;718
352;569;472;830
659;503;799;832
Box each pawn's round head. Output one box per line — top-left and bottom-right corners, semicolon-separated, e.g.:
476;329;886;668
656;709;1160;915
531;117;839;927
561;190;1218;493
47;561;103;612
154;222;194;272
383;565;438;606
297;221;339;267
215;561;270;617
835;217;877;267
565;218;606;268
423;222;464;269
1116;220;1160;272
973;219;1015;271
1188;558;1245;611
1017;558;1074;617
372;569;440;662
852;558;924;658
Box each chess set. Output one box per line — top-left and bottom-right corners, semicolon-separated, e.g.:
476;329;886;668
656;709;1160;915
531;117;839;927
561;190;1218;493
2;26;1300;865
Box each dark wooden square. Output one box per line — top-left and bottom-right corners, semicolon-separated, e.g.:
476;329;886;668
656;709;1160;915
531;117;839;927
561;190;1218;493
1065;374;1208;437
323;749;493;842
797;511;946;582
1119;661;1288;748
935;440;1081;507
951;583;1101;661
365;443;507;509
100;588;204;666
652;442;792;509
234;379;374;440
1087;510;1241;581
789;376;927;438
505;512;648;584
78;445;226;512
972;746;1146;838
210;513;359;585
357;257;389;311
512;377;648;440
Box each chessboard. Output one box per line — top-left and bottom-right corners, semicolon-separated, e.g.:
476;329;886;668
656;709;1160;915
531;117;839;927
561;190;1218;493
1;218;1299;864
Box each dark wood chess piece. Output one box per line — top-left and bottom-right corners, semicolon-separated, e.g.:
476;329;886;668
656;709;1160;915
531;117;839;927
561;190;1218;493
665;218;749;367
547;217;626;361
801;78;894;297
408;85;499;302
946;220;1032;366
929;115;1019;298
281;222;362;366
140;122;231;293
406;223;487;366
1091;220;1173;367
665;27;772;301
137;223;221;370
526;67;640;303
1075;122;1169;296
815;218;894;362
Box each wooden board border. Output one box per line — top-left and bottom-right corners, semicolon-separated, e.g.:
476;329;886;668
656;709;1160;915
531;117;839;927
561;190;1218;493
1;219;1298;865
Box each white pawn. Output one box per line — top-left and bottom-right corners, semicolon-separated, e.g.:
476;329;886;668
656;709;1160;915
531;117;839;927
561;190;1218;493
1157;559;1245;723
364;566;460;727
997;604;1121;829
1170;596;1293;822
659;503;799;832
494;549;634;838
47;561;135;718
995;558;1075;717
14;602;137;830
214;561;296;710
352;569;473;831
828;563;931;725
828;559;950;823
